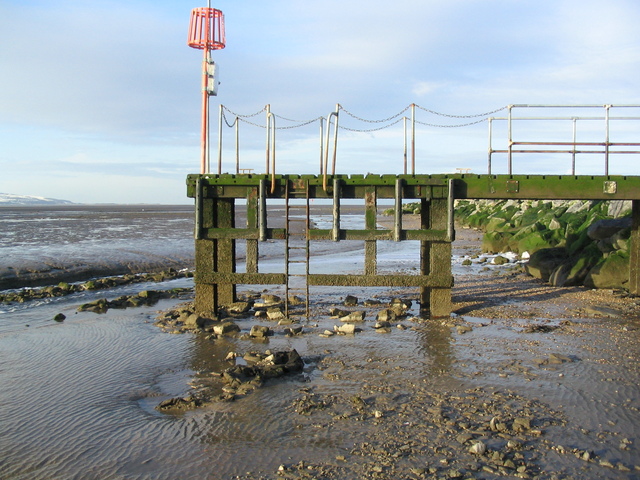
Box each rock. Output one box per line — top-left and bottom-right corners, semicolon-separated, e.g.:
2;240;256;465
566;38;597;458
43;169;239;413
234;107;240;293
335;323;357;334
493;255;508;265
469;441;487;455
260;294;281;305
608;200;632;218
525;248;569;282
584;251;629;289
284;326;303;336
344;295;358;306
156;395;201;411
53;313;66;322
340;311;365;322
249;325;272;338
184;313;207;329
376;309;396;322
583;306;622;318
77;298;109;313
329;308;351;318
287;296;305;306
456;325;473;334
266;307;286;321
213;322;240;336
374;320;391;329
549;263;571;287
391;298;412;309
587;218;632;241
226;302;251;314
462;258;472;266
512;417;531;431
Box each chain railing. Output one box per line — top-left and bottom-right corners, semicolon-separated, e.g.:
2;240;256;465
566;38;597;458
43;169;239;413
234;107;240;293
488;104;640;175
213;103;509;175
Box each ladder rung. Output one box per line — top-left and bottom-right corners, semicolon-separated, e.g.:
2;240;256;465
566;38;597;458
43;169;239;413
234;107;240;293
288;273;307;277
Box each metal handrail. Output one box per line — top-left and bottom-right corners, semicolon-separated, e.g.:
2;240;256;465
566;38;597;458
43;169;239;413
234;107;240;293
322;105;339;191
265;107;276;193
488;104;640;175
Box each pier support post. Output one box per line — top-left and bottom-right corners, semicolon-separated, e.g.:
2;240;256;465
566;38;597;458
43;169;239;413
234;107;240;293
246;186;259;274
630;200;640;295
194;196;236;316
364;186;377;275
420;197;453;317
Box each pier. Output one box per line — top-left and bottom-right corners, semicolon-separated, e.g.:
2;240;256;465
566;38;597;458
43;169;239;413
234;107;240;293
187;104;640;318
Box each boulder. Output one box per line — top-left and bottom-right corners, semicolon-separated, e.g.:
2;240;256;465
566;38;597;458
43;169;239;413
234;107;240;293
213;321;241;336
587;218;632;241
329;307;351;317
340;311;366;322
525;248;569;282
344;295;358;306
266;308;286;321
607;200;632;218
249;325;272;338
225;302;252;314
376;309;396;322
184;313;208;329
584;251;629;289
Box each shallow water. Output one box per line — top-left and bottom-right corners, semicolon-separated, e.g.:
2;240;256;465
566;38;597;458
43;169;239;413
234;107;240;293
1;207;639;479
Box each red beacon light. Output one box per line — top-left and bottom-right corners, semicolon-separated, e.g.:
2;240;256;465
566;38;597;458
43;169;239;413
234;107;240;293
188;7;226;52
187;6;226;174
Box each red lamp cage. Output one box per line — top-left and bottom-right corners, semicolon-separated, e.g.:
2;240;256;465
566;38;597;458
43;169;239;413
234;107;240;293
188;8;226;50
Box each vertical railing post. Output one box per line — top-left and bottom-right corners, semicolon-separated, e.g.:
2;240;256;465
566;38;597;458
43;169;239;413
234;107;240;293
571;117;577;175
319;117;325;176
331;104;339;175
265;104;271;175
234;118;240;174
507;104;513;175
487;117;493;175
403;117;408;175
605;104;611;175
217;104;223;174
411;103;416;174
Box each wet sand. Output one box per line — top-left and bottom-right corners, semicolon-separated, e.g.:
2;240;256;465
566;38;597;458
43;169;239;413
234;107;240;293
152;223;640;479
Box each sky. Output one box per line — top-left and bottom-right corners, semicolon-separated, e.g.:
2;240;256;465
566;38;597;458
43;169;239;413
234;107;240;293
1;0;640;204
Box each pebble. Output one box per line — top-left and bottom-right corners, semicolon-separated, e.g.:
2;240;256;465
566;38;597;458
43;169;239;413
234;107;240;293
469;441;487;455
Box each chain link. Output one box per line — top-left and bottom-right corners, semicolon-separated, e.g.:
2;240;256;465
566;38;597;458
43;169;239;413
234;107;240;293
221;105;267;118
338;104;411;123
415;104;508;118
415;117;491;128
219;104;508;131
338;116;405;132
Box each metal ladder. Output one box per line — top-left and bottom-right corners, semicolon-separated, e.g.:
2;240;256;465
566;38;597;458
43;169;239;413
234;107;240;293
284;179;310;318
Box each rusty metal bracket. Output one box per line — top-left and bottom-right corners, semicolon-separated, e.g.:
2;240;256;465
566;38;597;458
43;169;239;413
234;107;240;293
604;180;617;194
506;180;520;193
